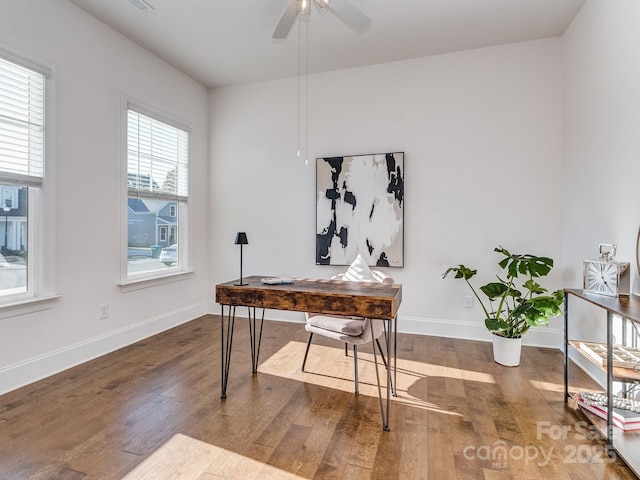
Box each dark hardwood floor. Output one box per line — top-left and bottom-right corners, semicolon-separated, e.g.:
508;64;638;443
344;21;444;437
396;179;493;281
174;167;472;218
0;315;636;479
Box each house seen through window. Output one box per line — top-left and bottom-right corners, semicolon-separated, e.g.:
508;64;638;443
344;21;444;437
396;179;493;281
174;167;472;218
126;107;188;276
0;54;47;298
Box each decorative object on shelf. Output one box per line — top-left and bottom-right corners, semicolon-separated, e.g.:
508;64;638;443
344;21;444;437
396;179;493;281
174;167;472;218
578;391;640;415
316;152;404;267
572;391;640;431
442;246;564;366
579;341;640;369
583;243;630;297
234;232;249;286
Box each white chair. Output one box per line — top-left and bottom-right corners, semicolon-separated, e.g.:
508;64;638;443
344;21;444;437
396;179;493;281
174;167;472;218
301;269;394;395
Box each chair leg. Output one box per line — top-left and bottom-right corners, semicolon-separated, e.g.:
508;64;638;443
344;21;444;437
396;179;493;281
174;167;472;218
301;332;313;372
353;345;359;395
376;338;388;369
345;343;348;356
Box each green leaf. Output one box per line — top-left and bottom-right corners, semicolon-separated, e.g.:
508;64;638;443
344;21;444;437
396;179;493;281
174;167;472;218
524;309;550;327
509;258;520;278
523;279;546;294
553;289;565;303
480;282;508;299
518;259;529;275
494;246;554;279
525;255;553;277
485;317;510;332
442;265;477;280
529;297;563;317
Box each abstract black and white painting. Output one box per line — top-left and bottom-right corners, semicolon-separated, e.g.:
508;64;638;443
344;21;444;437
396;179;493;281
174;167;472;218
316;152;404;267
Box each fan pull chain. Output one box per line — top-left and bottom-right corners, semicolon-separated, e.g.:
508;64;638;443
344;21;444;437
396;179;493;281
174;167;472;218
294;1;310;166
297;14;301;159
304;11;309;166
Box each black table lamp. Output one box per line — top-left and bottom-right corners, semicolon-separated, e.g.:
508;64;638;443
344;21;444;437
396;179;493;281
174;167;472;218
234;232;248;286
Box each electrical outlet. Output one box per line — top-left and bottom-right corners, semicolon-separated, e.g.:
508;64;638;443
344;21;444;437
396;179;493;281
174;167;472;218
464;296;473;309
99;303;109;319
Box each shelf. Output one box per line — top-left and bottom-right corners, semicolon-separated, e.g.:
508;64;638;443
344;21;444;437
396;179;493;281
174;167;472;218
565;289;640;477
575;406;640;476
565;289;640;325
577;401;609;436
568;341;640;382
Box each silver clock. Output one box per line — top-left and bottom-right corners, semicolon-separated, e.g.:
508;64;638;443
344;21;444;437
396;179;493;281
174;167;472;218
583;244;630;297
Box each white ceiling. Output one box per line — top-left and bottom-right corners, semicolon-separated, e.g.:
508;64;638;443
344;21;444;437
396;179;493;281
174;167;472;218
67;0;586;88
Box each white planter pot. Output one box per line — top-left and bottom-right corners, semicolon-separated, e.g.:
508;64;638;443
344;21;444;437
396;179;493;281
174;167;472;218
491;334;522;367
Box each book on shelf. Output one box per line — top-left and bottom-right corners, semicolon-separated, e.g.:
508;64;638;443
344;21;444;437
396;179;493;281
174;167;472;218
577;396;640;431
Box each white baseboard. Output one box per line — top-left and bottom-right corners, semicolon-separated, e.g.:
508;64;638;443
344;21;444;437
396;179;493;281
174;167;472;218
398;315;563;349
0;301;208;396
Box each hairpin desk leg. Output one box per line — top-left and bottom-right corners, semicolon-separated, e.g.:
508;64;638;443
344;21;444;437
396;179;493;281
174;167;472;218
248;307;265;373
220;304;236;398
370;318;391;431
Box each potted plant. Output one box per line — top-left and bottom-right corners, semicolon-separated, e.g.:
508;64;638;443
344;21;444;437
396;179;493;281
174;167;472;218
442;246;564;366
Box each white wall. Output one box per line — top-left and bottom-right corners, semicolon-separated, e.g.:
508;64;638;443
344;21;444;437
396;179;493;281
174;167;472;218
0;0;210;394
209;37;565;347
562;0;640;374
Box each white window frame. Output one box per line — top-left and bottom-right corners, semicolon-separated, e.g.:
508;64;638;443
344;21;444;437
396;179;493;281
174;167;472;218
119;97;192;288
0;45;57;316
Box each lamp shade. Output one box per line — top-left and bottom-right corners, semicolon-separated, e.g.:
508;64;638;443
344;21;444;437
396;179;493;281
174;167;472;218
234;232;248;245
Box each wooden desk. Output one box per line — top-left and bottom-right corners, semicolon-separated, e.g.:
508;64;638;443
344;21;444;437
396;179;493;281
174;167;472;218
215;276;402;430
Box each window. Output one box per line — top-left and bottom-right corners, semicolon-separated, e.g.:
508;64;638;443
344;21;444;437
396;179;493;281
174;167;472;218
126;107;189;277
0;53;48;300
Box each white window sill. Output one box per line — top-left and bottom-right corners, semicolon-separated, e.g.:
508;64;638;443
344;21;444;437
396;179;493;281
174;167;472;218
0;294;61;320
118;269;194;293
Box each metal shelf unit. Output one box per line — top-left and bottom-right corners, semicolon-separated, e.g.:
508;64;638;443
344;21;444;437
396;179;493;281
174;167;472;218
564;289;640;477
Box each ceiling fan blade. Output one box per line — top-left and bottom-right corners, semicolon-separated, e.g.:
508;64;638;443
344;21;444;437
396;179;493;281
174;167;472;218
273;1;298;39
327;0;371;33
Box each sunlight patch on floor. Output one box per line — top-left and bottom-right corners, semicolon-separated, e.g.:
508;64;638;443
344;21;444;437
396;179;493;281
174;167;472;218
122;433;305;480
258;340;496;413
529;379;564;393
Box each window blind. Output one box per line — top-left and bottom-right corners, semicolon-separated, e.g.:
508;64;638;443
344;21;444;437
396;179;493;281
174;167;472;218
127;109;189;202
0;56;45;186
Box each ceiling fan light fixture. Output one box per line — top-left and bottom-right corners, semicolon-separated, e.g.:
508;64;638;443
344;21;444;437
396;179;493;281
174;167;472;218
296;0;310;15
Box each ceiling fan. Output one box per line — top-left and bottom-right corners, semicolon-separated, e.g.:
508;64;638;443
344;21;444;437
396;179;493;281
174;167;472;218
272;0;371;39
